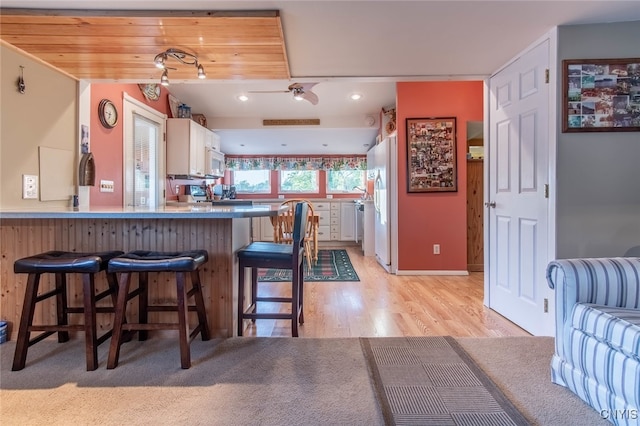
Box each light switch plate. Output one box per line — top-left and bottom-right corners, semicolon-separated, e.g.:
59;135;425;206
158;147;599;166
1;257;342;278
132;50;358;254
100;180;114;193
22;174;38;199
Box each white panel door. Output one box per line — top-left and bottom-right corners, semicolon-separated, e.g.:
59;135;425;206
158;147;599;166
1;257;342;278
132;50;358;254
487;40;549;335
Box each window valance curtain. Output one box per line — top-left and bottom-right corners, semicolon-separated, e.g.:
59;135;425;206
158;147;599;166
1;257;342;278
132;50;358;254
225;156;367;171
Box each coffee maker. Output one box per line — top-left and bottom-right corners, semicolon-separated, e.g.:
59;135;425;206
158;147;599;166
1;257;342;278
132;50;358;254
212;184;237;200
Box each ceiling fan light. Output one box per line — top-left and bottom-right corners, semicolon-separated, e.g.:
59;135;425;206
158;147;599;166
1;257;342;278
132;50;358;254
292;88;305;101
160;69;170;86
197;63;206;79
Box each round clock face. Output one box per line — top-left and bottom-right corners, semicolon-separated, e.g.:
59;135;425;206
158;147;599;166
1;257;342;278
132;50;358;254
99;99;118;128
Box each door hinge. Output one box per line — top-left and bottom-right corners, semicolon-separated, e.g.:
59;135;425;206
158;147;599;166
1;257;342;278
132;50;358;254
544;298;549;313
545;69;549;84
544;184;549;199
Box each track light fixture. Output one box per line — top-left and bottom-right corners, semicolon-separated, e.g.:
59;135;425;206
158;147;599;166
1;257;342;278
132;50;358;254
153;48;206;86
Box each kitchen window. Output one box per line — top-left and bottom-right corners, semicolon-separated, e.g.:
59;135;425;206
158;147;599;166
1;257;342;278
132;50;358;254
278;170;319;193
232;170;271;193
326;170;366;193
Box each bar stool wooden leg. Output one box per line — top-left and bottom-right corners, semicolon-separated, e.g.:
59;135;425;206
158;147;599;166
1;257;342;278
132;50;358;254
55;273;70;343
250;268;259;321
82;273;99;371
138;271;149;341
291;269;300;337
12;273;40;371
107;272;131;369
299;261;305;325
238;264;246;336
175;272;191;369
190;270;210;340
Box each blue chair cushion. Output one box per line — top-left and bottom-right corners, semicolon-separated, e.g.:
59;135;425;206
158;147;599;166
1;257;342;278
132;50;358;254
14;250;124;274
108;250;208;273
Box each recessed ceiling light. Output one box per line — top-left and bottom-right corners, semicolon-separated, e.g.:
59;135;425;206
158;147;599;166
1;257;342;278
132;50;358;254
350;93;362;101
237;94;249;102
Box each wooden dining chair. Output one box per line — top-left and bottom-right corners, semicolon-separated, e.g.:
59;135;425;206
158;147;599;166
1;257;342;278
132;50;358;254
273;199;316;267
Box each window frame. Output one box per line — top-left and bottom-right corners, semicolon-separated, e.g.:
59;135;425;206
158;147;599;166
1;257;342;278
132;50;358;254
325;169;366;194
278;170;320;194
232;169;271;194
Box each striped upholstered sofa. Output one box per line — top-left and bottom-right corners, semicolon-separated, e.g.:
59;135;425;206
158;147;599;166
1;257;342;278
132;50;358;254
546;257;640;425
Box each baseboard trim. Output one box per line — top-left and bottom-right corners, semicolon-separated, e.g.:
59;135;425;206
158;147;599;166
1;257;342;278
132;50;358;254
395;270;470;276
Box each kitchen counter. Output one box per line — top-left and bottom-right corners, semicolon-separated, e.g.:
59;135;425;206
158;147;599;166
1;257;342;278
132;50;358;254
0;203;285;219
0;204;285;339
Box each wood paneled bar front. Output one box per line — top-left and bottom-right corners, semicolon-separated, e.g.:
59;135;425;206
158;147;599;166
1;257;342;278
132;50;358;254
0;204;284;340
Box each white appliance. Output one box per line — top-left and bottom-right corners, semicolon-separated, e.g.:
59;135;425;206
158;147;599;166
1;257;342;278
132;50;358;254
369;136;394;272
205;147;225;178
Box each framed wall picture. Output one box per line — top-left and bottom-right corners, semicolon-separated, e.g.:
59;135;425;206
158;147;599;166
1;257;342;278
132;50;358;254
406;117;457;193
562;58;640;132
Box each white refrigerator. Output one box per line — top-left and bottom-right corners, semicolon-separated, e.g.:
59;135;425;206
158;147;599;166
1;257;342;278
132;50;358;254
369;136;393;272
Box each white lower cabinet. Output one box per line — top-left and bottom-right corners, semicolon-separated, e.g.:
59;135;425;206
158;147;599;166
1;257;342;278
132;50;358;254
251;203;279;241
330;203;341;240
340;202;355;241
314;202;331;241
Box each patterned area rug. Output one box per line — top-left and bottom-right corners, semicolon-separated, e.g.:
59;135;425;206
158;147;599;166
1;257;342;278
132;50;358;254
361;336;531;426
257;249;360;282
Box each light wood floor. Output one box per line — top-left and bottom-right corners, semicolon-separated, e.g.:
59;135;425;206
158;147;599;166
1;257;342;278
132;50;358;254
242;245;530;338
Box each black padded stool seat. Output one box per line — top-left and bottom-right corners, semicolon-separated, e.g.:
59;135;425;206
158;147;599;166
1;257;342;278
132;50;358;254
107;250;210;369
237;203;309;337
108;250;208;272
12;250;124;371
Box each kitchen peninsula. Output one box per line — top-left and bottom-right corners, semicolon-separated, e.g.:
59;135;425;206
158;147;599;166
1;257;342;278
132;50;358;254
0;204;284;339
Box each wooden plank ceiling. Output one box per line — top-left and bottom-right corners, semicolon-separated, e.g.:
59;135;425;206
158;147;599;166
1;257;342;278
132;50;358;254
0;9;291;81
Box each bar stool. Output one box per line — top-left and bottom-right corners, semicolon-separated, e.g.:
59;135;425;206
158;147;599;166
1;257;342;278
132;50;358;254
237;202;309;337
12;250;124;371
106;250;210;369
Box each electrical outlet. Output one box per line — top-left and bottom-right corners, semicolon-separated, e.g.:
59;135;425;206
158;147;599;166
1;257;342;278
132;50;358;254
22;174;38;199
433;244;440;255
175;184;181;193
100;180;114;193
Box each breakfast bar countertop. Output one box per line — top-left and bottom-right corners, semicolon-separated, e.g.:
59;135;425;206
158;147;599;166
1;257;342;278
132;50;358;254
0;204;286;220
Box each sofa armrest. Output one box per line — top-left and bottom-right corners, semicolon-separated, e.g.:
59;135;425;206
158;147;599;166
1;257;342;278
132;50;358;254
546;257;640;354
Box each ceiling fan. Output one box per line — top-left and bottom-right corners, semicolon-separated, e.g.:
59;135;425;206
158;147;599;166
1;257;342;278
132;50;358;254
249;82;319;105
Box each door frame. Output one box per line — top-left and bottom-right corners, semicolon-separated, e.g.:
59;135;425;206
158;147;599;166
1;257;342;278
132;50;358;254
122;92;167;207
483;28;559;336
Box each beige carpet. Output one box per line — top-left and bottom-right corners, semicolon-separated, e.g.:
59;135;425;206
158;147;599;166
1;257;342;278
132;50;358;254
0;336;608;426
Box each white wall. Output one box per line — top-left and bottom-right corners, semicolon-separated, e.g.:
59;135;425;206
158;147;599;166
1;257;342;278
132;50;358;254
556;21;640;258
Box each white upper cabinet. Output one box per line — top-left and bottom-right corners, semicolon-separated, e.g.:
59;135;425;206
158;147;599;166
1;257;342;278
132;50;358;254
166;118;210;178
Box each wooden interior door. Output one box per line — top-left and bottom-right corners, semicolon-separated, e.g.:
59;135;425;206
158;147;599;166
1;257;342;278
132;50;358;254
466;158;484;271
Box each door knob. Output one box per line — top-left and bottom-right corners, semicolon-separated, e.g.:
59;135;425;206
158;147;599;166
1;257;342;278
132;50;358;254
484;201;496;208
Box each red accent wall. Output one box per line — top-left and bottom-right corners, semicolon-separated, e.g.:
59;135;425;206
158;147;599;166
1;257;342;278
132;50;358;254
396;81;483;271
90;84;171;206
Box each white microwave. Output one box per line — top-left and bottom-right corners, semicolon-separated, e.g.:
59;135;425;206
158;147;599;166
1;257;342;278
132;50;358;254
205;148;225;178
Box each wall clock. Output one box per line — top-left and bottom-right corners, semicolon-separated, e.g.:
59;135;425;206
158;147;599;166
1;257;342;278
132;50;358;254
98;99;118;128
